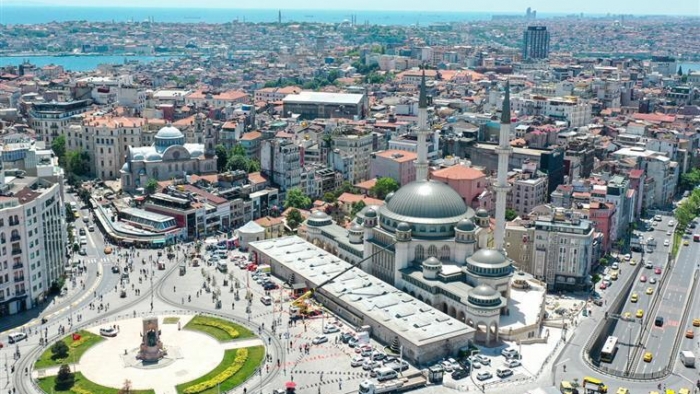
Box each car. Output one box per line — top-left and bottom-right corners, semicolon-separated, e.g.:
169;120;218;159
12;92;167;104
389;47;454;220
7;332;27;344
646;287;654;295
667;230;672;236
79;247;87;255
476;371;493;381
654;267;662;275
504;359;521;368
686;330;695;339
99;327;119;337
340;332;354;343
669;220;676;226
501;348;520;359
664;240;670;246
593;299;604;306
636;309;644;318
652;221;658;227
263;282;278;291
643;352;653;362
496;368;514;378
684;240;690;246
611;262;619;270
629;259;637;266
440;360;454;372
630;293;639;303
475;355;491;365
383;356;398;365
650;277;657;284
623;312;632;319
351;356;365;367
640;276;647;282
111;266;120;274
645;262;653;269
312;335;328;345
360;347;373;357
654;215;662;221
323;324;340;334
104;246;112;254
655;316;664;327
79;228;86;236
386;361;410;372
451;368;469;380
371;352;386;361
260;296;272;305
599;282;608;290
623;254;631;261
88;225;95;232
693;318;700;327
348;338;358;348
362;360;380;371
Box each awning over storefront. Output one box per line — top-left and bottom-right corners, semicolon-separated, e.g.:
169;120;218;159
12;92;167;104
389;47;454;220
152;239;166;245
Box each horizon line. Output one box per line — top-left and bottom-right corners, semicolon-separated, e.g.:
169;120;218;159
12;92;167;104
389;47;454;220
1;4;696;17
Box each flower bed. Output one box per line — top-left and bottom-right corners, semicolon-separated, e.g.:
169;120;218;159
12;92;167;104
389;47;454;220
182;349;248;394
184;315;254;342
176;346;264;394
35;331;104;369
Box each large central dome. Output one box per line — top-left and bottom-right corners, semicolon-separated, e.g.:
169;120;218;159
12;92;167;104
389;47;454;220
387;180;467;219
378;180;474;237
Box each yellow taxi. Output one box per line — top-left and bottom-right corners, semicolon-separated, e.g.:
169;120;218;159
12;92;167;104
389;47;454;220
629;259;637;265
630;293;639;302
684;240;690;246
104;246;113;255
643;352;653;362
636;309;644;318
686;329;695;339
693;318;700;327
646;287;654;295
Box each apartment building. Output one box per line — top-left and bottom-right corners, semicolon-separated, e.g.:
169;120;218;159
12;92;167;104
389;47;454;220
0;176;66;316
611;147;678;208
329;127;374;184
370;150;417;186
532;209;594;291
29;100;91;144
260;139;302;195
185;89;250;108
510;95;591;128
253;86;301;103
508;166;549;217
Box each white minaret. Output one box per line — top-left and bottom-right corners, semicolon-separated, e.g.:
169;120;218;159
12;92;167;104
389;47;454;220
493;82;512;251
415;69;430;182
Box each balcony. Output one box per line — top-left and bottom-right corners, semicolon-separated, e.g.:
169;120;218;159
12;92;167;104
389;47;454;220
11;248;22;255
12;262;23;270
13;276;25;283
10;235;20;242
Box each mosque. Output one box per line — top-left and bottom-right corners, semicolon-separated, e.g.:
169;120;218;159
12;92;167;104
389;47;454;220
304;75;545;344
120;125;217;192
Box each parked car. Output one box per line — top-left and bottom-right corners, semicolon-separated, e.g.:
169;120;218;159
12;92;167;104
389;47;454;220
351;356;365;367
451;368;469;380
385;360;409;372
501;348;520;359
340;332;354;343
312;335;328;345
323;324;340;334
371;352;386;361
504;359;521;368
99;327;119;337
440;360;454;372
362;360;380;370
475;355;491;365
476;371;493;381
8;332;27;344
79;248;87;256
496;368;513;378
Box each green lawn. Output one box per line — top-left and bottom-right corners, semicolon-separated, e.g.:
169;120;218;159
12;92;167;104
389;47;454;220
163;317;181;324
35;331;104;369
37;372;155;394
175;346;264;394
672;231;682;258
184;315;255;342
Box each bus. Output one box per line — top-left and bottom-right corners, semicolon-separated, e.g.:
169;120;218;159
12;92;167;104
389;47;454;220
583;376;608;393
600;336;618;363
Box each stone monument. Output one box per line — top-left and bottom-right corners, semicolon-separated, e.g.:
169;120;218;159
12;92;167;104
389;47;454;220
136;316;166;362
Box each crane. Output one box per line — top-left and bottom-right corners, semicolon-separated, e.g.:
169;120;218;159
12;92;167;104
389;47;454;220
289;240;398;317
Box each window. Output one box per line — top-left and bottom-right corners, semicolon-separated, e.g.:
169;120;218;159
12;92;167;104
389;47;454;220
440;245;450;261
427;245;438;258
415;245;425;262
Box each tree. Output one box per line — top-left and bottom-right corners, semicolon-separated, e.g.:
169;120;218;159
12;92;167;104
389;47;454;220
247;159;261;173
323;192;336;203
65;149;91;177
214;144;228;172
51;135;66;164
55;364;75;390
284;188;311;209
505;208;518;221
144;178;159;195
227;155;248;172
370;177;400;199
678;66;684;76
351;200;366;217
680;168;700;191
231;144;246;157
286;208;303;229
51;341;69;360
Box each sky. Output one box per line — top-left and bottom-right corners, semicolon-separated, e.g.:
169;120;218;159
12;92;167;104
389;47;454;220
7;0;700;16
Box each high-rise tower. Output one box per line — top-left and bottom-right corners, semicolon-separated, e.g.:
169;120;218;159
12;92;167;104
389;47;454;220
415;69;430;182
494;82;512;251
522;26;550;60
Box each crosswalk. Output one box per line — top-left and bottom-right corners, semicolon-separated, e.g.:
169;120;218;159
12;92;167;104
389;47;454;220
80;257;115;266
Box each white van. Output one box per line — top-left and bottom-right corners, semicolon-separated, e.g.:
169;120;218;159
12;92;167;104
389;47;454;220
496;367;513;378
8;332;27;344
375;367;398;381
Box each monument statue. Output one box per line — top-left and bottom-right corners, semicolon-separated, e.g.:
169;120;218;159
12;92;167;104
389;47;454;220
136;316;166;362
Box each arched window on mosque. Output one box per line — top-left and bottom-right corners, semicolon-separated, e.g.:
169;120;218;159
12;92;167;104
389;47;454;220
441;245;450;261
427;245;438;258
415;245;425;262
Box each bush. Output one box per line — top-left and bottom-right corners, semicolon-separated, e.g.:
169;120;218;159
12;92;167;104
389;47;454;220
51;341;69;359
191;317;240;339
54;364;75;390
182;349;249;394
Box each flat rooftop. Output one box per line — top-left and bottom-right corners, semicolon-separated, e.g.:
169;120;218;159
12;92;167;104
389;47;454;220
282;92;364;106
250;236;473;347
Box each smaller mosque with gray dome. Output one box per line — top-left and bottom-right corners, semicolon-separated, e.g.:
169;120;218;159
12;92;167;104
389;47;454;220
120;125;217;192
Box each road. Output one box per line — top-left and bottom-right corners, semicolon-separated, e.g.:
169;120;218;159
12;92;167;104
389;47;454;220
603;217;674;373
631;222;698;375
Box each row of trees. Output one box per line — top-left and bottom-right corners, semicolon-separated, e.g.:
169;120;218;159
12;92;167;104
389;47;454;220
214;144;261;174
674;188;700;231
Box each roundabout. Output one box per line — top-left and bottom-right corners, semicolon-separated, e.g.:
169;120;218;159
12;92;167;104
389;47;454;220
35;314;264;394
